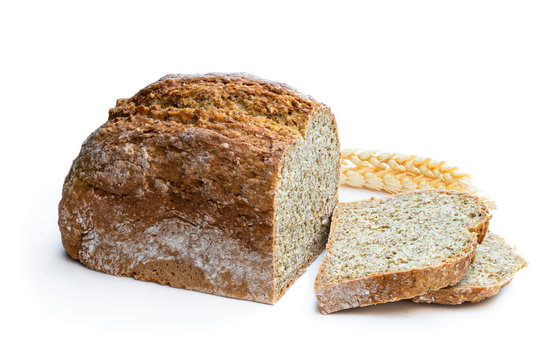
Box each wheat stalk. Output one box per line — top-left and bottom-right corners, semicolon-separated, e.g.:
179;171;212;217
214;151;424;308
340;149;496;209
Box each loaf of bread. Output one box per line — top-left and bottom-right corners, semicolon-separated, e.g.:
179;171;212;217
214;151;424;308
314;190;491;313
412;231;526;304
58;73;340;303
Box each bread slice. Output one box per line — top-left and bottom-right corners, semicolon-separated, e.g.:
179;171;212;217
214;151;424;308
58;73;340;304
412;231;526;304
314;190;490;314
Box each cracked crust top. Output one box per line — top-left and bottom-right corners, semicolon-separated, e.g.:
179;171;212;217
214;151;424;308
112;72;326;136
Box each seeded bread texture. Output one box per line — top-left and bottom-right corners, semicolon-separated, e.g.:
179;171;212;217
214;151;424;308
314;190;490;314
412;231;526;304
58;73;340;304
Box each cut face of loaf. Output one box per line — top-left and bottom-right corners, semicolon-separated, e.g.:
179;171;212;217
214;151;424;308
412;231;526;304
314;190;491;314
58;73;340;303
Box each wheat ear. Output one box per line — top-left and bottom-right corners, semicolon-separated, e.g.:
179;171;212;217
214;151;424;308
340;149;496;209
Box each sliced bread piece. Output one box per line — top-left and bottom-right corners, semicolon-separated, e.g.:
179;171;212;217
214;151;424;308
412;231;526;304
314;190;491;314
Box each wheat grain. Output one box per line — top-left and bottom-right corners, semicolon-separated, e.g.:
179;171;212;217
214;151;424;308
340;149;496;209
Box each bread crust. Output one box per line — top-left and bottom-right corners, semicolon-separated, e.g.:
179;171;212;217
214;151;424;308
411;281;509;305
314;190;491;314
58;73;337;304
112;73;319;136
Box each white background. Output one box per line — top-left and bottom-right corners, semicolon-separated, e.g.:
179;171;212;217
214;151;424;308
2;1;539;359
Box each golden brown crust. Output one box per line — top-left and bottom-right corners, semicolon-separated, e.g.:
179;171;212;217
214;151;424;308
58;73;337;304
112;73;323;136
314;190;491;314
411;282;508;305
